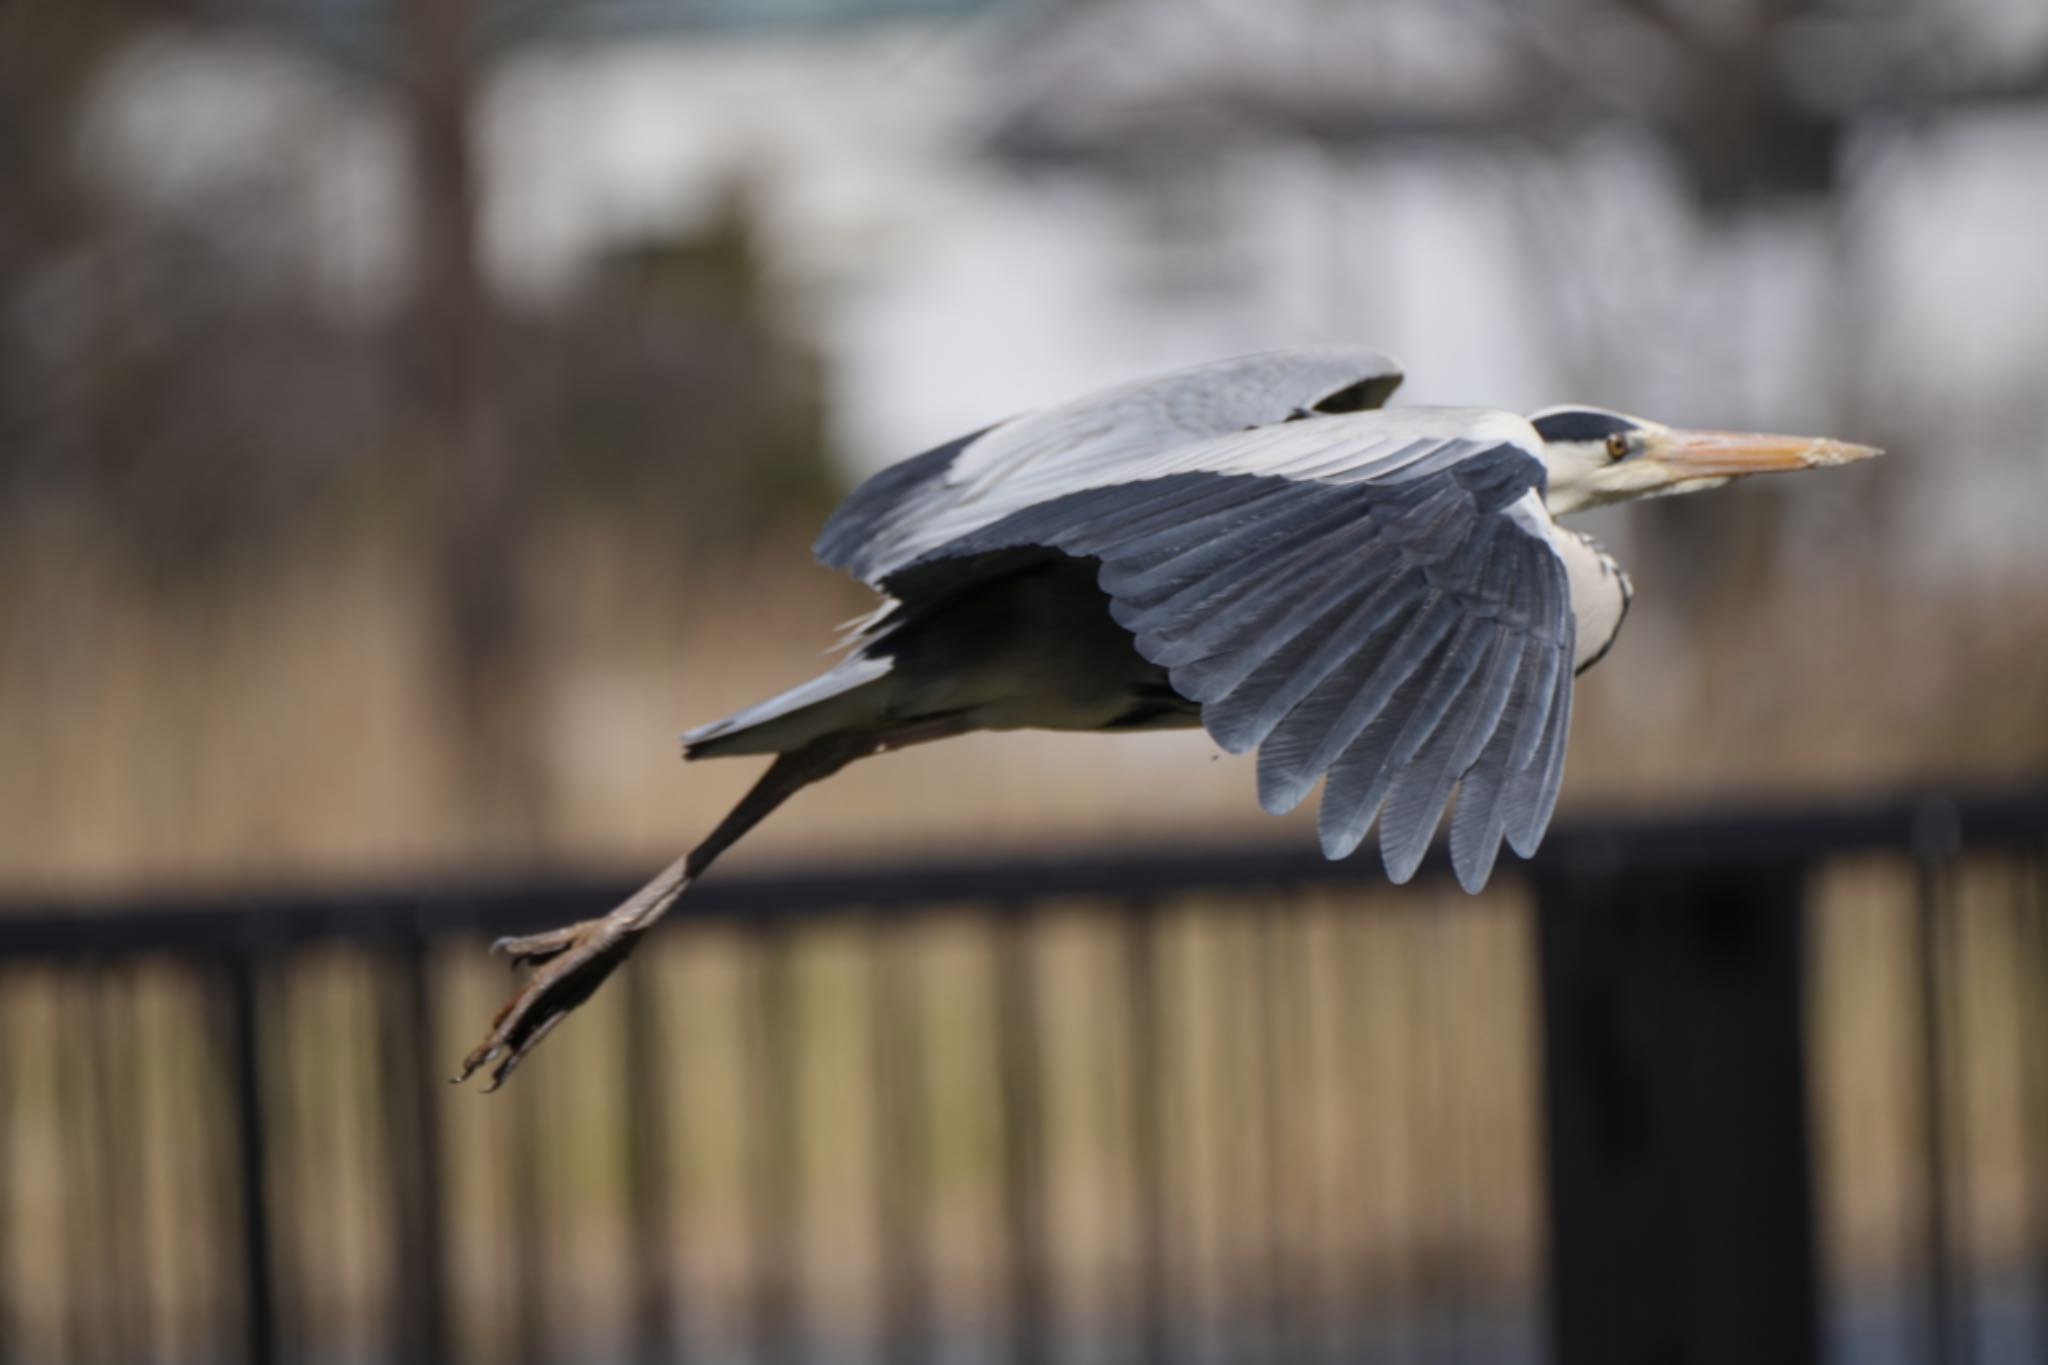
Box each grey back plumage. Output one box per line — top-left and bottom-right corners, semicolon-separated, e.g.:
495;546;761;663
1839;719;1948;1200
815;348;1579;892
815;345;1404;582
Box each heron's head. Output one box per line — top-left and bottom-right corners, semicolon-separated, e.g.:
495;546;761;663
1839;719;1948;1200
1531;405;1881;517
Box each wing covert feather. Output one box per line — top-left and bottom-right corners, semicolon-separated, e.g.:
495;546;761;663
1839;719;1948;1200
816;347;1403;582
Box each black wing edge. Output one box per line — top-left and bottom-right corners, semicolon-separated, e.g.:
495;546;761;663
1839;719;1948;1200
812;425;994;578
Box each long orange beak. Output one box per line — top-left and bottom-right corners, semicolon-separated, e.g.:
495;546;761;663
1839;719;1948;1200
1649;428;1883;478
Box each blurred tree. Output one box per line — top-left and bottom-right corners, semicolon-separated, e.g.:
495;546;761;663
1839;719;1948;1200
0;0;838;865
391;0;542;850
513;186;836;558
0;0;381;574
360;0;836;853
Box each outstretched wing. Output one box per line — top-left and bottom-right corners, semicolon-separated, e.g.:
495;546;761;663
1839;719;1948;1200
872;406;1577;892
816;345;1404;583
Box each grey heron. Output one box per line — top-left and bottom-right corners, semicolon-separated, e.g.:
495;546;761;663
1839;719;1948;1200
455;345;1877;1088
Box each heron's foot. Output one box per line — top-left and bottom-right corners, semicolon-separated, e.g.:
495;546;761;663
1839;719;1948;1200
453;910;646;1091
490;921;589;966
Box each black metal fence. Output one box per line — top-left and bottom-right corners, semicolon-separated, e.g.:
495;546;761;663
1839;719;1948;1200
1;789;2044;1365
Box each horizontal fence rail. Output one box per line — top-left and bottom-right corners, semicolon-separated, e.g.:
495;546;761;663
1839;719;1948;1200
0;786;2042;1365
5;787;2044;954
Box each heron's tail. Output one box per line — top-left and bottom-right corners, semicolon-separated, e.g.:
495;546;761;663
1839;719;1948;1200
681;654;895;760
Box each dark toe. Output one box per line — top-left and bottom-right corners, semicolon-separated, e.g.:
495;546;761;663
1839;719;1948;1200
454;925;645;1089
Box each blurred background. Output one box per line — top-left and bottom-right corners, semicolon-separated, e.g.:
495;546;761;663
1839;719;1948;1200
1;0;2045;1361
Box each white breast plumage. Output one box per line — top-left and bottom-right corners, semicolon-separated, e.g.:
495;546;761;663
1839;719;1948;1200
1553;529;1632;673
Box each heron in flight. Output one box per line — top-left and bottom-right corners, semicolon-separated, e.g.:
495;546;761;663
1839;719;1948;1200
456;345;1877;1088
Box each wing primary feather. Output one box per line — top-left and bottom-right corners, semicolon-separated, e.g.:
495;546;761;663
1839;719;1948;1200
1203;563;1422;759
1155;536;1409;703
1366;623;1495;881
1447;634;1549;889
1198;580;1406;756
1312;633;1462;860
1254;591;1458;814
1376;627;1522;883
1446;629;1527;775
1505;629;1563;771
1316;531;1563;872
1447;768;1507;892
1527;657;1575;836
1503;644;1574;856
1290;587;1465;780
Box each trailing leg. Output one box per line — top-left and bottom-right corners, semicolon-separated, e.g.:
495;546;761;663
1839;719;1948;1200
452;715;968;1089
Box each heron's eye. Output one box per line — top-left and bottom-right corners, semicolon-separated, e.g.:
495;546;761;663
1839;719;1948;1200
1604;432;1631;462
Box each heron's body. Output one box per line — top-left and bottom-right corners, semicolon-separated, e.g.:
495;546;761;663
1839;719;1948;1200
682;437;1632;762
683;553;1195;756
457;345;1876;1088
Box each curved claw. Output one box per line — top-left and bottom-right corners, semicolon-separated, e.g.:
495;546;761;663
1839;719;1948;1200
471;1010;569;1092
453;919;645;1089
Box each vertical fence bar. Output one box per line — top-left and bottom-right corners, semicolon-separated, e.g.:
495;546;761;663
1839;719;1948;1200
2026;855;2048;1361
1283;904;1333;1365
58;976;97;1364
1536;860;1818;1365
2015;855;2048;1358
1252;909;1289;1365
225;951;280;1365
507;1049;550;1365
1209;911;1261;1365
55;975;93;1365
379;937;451;1365
871;913;930;1365
749;922;801;1365
1121;902;1171;1365
1292;905;1342;1365
1913;805;1964;1365
623;956;681;1365
80;971;113;1365
267;964;306;1363
0;975;12;1365
994;908;1049;1365
92;967;147;1365
1336;902;1395;1357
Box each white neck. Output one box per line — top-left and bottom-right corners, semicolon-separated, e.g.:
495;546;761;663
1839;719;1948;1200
1552;528;1632;673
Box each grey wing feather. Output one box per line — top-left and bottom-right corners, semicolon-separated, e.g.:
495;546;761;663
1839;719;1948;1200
882;424;1578;890
815;346;1404;584
1446;638;1550;889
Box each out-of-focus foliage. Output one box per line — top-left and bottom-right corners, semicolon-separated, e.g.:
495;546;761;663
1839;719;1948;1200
0;139;830;585
0;0;843;870
515;189;837;556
